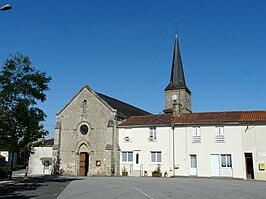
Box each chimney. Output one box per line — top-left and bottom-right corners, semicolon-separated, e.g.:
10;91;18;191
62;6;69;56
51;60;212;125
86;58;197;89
172;102;182;117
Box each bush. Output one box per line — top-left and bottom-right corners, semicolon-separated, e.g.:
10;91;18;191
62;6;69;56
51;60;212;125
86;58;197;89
0;166;10;179
13;164;26;171
0;164;26;179
152;165;162;177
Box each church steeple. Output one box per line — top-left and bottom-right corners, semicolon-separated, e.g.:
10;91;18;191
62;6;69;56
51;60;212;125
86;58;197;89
165;34;190;93
164;34;192;114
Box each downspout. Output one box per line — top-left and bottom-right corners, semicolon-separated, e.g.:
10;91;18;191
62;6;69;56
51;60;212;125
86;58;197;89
171;123;175;176
111;117;117;176
58;122;61;174
53;121;61;175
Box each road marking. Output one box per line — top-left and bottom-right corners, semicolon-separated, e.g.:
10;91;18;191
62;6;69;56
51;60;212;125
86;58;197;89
133;187;154;199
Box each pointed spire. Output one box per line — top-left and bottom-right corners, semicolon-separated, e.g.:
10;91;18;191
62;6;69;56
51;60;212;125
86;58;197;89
165;34;191;93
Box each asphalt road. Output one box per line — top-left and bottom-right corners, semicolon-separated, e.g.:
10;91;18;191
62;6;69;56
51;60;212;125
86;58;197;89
57;177;266;199
1;176;266;199
0;176;77;199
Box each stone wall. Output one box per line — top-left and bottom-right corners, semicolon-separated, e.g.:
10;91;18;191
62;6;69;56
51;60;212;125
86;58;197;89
165;89;192;114
53;87;120;176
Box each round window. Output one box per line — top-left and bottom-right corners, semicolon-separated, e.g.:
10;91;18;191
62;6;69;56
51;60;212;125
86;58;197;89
80;124;89;135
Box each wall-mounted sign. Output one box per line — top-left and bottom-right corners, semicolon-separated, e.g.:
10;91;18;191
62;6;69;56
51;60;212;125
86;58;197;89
259;163;265;171
96;160;101;167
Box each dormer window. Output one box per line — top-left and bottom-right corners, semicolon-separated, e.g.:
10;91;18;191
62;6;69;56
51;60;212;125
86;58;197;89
149;127;157;141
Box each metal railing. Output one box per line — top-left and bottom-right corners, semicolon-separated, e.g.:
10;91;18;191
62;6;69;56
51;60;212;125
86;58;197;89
216;135;225;142
192;135;201;142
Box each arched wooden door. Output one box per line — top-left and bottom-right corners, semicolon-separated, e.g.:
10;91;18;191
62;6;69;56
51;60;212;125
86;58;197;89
79;152;89;176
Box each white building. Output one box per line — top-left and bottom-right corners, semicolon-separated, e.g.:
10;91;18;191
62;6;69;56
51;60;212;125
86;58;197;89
118;34;266;180
0;150;18;166
28;139;54;175
119;112;266;180
119;114;173;177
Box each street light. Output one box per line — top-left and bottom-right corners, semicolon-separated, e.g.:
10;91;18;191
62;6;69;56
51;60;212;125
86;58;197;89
0;4;12;11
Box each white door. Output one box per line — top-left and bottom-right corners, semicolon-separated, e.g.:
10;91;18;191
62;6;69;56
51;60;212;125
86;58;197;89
211;155;220;176
43;160;50;175
133;150;141;170
190;155;197;176
44;166;50;175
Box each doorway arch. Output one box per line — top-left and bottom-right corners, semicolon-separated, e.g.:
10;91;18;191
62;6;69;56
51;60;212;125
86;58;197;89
75;141;90;176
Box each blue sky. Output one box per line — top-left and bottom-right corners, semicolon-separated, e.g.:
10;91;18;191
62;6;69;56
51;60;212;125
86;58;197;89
1;0;266;138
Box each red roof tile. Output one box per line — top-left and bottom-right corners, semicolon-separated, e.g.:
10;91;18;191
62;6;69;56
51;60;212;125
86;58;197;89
119;114;173;126
172;111;242;123
240;111;266;122
118;111;266;126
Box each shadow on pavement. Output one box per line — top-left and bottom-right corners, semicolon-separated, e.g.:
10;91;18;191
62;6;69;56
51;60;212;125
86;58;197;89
0;176;82;199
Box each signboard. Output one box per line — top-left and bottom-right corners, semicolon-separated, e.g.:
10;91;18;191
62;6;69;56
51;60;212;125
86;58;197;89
259;163;265;171
96;160;101;167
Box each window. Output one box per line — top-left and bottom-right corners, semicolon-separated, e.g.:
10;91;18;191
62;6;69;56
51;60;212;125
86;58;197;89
221;154;232;167
80;124;89;135
82;100;88;113
190;155;197;168
215;126;224;142
151;151;162;163
192;127;201;142
149;127;157;141
136;154;139;164
121;151;133;163
124;128;132;141
43;160;50;167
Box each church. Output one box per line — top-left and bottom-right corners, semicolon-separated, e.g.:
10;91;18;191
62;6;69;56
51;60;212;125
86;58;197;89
52;85;150;176
53;34;266;180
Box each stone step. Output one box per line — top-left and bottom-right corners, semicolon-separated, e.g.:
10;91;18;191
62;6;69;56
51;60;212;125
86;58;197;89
129;170;142;177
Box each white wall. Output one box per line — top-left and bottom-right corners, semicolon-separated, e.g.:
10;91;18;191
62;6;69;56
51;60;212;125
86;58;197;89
174;126;244;178
0;151;18;165
28;147;52;175
119;124;266;180
0;151;9;162
119;126;172;176
242;125;266;180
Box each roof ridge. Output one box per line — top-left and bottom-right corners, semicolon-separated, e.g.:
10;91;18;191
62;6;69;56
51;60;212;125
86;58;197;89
127;113;172;118
185;110;266;114
96;92;150;113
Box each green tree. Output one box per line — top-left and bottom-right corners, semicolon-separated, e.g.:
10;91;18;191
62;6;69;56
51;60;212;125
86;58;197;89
0;53;52;179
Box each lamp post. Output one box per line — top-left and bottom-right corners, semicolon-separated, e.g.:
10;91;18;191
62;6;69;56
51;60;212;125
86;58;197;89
0;4;12;11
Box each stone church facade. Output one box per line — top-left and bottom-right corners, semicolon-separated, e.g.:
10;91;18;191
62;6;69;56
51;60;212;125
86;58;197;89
53;86;150;176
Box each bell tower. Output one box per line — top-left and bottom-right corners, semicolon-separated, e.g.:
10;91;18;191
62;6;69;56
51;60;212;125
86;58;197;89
164;34;192;115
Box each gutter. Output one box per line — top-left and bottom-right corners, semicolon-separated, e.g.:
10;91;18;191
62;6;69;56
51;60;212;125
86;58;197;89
171;122;241;126
118;123;171;128
118;121;266;128
118;122;241;128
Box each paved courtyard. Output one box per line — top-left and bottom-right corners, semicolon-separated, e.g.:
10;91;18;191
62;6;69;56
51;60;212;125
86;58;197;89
0;176;77;199
1;176;265;199
57;177;266;199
